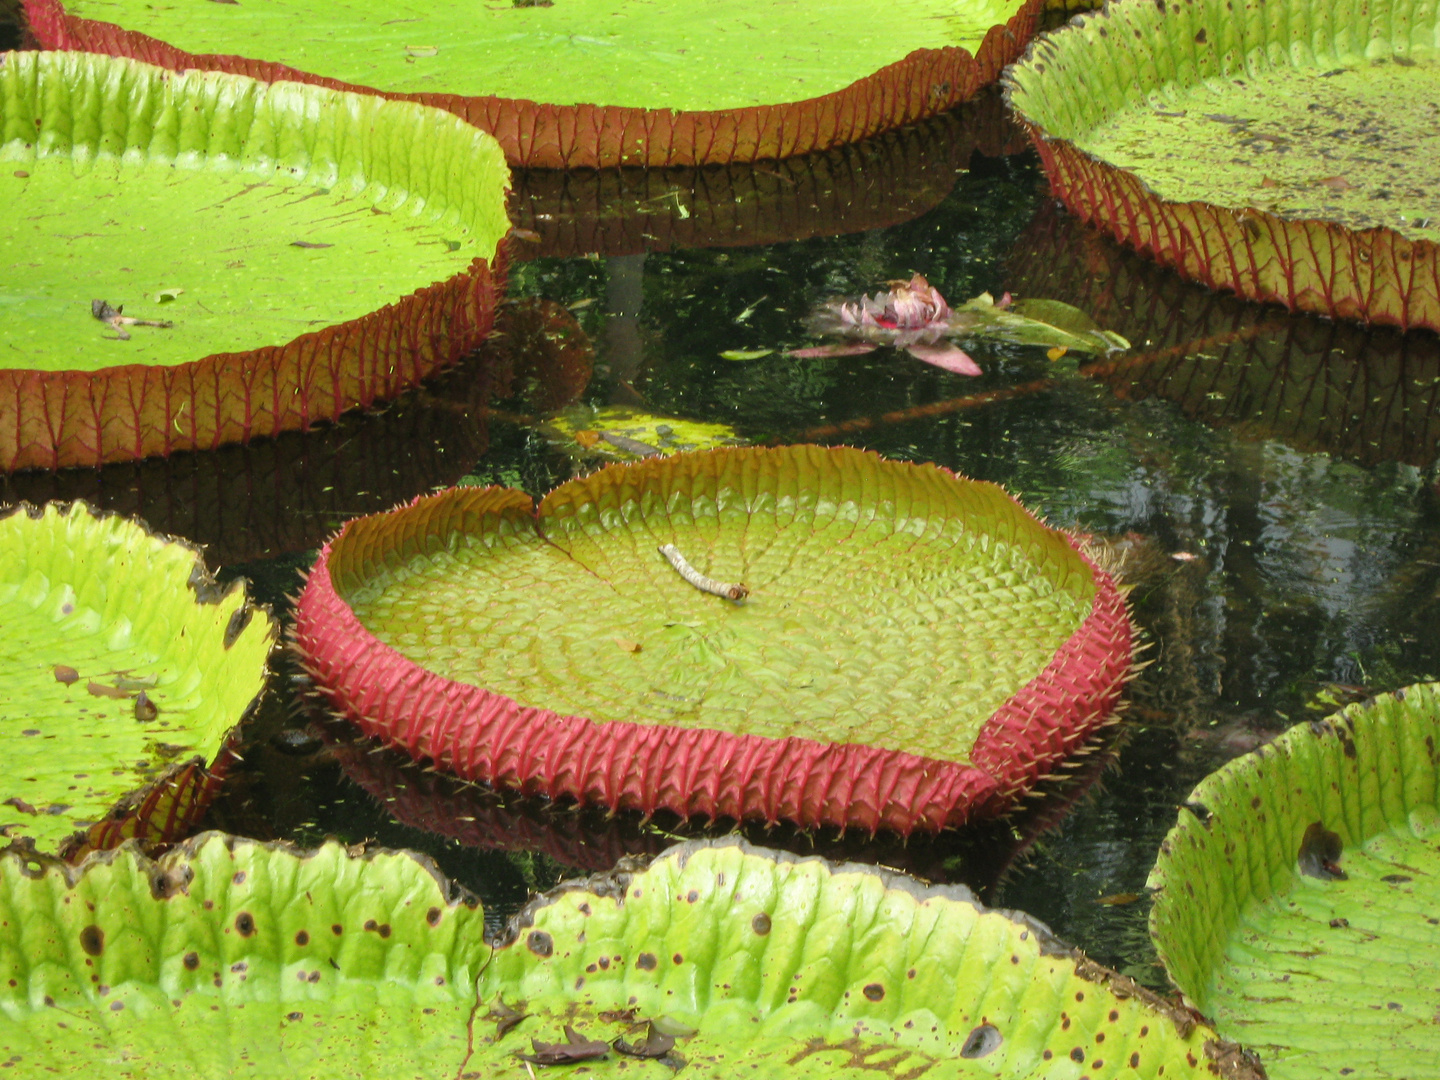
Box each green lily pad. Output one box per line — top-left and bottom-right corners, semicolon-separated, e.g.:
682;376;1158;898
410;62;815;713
0;49;508;469
1149;683;1440;1078
1005;0;1440;331
0;502;273;854
0;832;1252;1077
294;445;1133;833
27;0;1046;167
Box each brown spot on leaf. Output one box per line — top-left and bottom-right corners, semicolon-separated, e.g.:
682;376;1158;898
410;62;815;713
53;665;79;685
235;913;255;937
636;952;657;970
527;930;553;957
863;983;884;1001
295;930;309;946
752;912;771;935
427;907;441;926
183;952;199;970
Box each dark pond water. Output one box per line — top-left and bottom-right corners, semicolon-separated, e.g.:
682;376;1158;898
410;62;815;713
7;7;1440;991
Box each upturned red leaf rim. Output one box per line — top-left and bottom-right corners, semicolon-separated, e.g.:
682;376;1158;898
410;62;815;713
1004;0;1440;332
293;445;1134;834
26;0;1047;168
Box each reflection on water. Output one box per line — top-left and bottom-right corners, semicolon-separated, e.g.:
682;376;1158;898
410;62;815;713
7;54;1440;987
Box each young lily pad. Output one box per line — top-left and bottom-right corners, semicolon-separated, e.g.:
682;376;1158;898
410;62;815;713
1149;683;1440;1078
28;0;1046;167
1005;0;1440;331
0;49;509;470
294;445;1133;833
0;502;273;855
0;832;1255;1077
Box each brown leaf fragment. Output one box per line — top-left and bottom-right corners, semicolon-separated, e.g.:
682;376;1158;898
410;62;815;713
573;429;601;448
613;1023;677;1060
517;1025;609;1065
87;680;131;700
290;240;334;249
1259;175;1280;189
488;997;528;1039
597;1008;638;1024
53;664;80;685
613;638;642;654
509;227;542;243
1095;892;1142;906
1317;175;1354;192
91;299;174;339
3;797;38;816
134;691;159;722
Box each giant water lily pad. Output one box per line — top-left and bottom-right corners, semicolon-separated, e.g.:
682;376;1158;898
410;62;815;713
294;445;1133;833
1005;0;1440;331
0;832;1256;1077
0;50;509;470
1149;683;1440;1078
0;502;273;855
28;0;1045;168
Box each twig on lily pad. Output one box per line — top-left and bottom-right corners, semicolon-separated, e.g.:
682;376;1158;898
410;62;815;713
658;544;748;601
92;299;173;341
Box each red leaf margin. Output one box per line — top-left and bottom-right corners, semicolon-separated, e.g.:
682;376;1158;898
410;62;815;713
292;448;1134;835
2;248;506;471
25;0;1047;168
1020;136;1440;334
1003;1;1440;334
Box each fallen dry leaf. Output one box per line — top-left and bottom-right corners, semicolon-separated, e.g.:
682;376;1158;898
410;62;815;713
517;1025;609;1065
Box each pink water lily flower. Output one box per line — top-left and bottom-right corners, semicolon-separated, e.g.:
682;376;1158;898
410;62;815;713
789;274;983;376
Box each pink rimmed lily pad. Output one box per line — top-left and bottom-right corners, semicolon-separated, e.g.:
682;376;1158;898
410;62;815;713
293;445;1133;834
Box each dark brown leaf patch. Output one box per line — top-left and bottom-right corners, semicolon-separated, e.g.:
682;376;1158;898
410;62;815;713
488;996;527;1039
517;1025;608;1065
613;1023;676;1060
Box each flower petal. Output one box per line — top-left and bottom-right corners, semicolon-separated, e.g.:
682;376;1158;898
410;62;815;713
905;342;982;376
